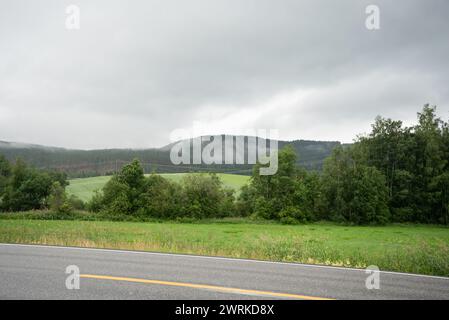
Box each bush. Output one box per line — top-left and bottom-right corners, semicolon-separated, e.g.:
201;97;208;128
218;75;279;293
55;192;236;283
48;182;72;213
279;216;300;225
85;161;236;219
67;195;85;210
321;147;390;225
1;160;56;212
278;206;308;223
185;201;202;219
87;190;103;213
0;155;11;198
253;197;273;219
137;174;184;218
219;188;236;217
236;185;255;216
181;173;234;218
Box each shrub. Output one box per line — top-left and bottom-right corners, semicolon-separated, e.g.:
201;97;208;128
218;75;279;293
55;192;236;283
219;188;236;217
87;190;104;213
321;147;390;225
279;216;299;225
181;173;233;218
1;160;53;211
67;195;85;210
236;185;255;216
278;206;308;223
108;193;131;214
253;197;273;219
49;182;71;213
138;174;184;218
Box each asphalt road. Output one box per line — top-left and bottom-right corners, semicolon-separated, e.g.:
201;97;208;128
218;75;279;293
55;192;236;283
0;243;448;300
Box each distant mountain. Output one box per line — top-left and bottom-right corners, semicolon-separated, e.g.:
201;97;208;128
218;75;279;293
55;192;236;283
0;140;65;151
0;136;341;178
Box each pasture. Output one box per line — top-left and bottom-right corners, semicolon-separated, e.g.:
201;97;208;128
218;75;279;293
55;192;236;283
67;173;250;202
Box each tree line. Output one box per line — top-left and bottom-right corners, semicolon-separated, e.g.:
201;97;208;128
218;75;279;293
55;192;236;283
1;105;448;225
0;157;83;213
80;104;449;224
87;159;235;219
237;104;449;224
0;139;338;178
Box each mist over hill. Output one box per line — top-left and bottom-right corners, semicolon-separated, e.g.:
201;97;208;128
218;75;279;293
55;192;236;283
0;136;341;178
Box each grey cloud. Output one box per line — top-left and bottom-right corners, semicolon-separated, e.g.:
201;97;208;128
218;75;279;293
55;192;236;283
0;0;448;148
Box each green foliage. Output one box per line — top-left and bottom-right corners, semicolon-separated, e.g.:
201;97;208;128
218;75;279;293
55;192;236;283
248;146;299;219
181;173;232;218
2;104;448;225
0;155;11;196
279;206;307;224
66;173;249;202
67;194;85;210
220;188;237;217
89;160;236;219
0;158;70;213
80;105;449;225
49;182;71;213
240;146;321;222
235;184;255;216
355;104;449;224
320;146;390;224
92;159;146;215
87;190;104;213
0;140;339;178
117;159;145;189
1;159;52;211
294;169;323;220
137;173;184;218
252;196;273;219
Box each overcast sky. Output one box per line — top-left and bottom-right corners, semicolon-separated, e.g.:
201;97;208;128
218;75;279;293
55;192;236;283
1;0;448;149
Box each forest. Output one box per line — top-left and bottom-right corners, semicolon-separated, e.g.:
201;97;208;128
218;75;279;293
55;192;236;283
0;105;448;225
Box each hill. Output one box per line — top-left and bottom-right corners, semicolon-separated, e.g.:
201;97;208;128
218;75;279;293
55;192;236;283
0;136;341;178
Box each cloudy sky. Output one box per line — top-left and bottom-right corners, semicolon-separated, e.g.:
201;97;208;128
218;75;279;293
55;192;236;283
1;0;448;149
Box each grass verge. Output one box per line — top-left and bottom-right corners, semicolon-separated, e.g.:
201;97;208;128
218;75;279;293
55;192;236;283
0;217;448;277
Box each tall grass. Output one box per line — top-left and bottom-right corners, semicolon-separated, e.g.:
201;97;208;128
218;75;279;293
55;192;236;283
0;218;448;276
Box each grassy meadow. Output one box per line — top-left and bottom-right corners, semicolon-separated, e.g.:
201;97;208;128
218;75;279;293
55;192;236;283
4;172;449;277
67;173;250;202
0;218;448;276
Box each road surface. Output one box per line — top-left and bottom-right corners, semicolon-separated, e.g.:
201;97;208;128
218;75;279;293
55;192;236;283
0;243;448;300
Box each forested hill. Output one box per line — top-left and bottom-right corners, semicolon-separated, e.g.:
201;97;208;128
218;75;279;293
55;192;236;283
0;137;341;178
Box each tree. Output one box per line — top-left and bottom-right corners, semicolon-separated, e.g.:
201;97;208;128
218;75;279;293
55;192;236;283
94;159;146;215
49;181;72;214
294;169;322;221
357;116;407;199
321;146;390;224
250;145;298;218
137;173;184;218
1;159;54;211
235;184;256;216
0;155;11;197
352;105;449;224
412;105;447;222
117;159;145;189
430;172;449;224
181;173;231;218
101;176;132;214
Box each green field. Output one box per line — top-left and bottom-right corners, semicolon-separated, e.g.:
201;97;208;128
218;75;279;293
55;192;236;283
0;218;448;276
67;173;250;202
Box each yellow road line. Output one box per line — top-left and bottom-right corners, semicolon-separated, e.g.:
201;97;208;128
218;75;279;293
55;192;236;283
80;274;334;300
